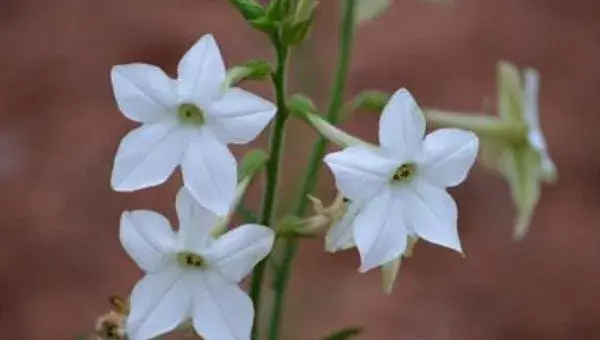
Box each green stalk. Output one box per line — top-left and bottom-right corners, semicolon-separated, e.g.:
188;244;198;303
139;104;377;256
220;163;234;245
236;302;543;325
424;109;527;144
267;1;356;339
250;35;290;340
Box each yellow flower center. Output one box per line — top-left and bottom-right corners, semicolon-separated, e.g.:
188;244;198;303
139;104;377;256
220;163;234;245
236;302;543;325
392;163;416;182
177;103;205;126
177;252;206;269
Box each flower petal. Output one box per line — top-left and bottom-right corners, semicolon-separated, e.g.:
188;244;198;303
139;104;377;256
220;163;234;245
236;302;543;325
192;272;253;340
420;128;479;187
325;202;360;253
181;131;237;215
111;121;189;191
120;211;176;272
177;34;226;108
111;63;177;123
126;267;191;340
204;224;274;282
324;146;397;203
175;187;219;252
406;179;461;252
353;188;408;272
523;68;540;131
208;88;276;145
378;88;425;156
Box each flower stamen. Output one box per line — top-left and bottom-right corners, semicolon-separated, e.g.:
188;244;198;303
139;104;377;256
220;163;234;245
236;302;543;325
177;252;205;269
177;103;205;126
392;163;416;182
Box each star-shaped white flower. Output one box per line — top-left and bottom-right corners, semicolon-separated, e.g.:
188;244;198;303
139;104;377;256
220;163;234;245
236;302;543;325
324;89;479;272
120;187;274;340
110;34;276;214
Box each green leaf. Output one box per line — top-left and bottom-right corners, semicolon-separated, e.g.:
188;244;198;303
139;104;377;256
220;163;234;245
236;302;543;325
228;0;266;21
323;326;363;340
355;0;390;24
238;149;269;179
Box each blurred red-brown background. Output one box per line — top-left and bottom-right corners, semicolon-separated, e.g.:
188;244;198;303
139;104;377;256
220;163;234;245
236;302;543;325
2;0;600;339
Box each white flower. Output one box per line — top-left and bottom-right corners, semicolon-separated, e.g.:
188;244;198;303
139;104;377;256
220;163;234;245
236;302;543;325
110;34;276;215
120;187;274;340
323;89;479;272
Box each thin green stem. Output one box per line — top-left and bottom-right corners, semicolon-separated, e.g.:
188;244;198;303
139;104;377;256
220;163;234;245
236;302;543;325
267;1;356;340
250;35;290;340
424;109;527;143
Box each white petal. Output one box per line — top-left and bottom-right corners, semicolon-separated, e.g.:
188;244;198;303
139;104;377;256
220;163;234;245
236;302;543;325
111;64;177;123
192;272;253;340
420;128;479;188
111;121;189;191
177;34;226;108
325;202;360;253
175;187;219;252
126;267;191;340
208;88;276;145
353;188;408;272
378;89;425;156
181;131;237;215
523;68;540;131
204;224;274;282
406;179;461;252
120;211;176;272
324;146;397;203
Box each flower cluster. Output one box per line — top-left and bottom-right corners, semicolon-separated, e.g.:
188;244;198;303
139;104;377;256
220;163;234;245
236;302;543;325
103;1;557;339
110;35;276;340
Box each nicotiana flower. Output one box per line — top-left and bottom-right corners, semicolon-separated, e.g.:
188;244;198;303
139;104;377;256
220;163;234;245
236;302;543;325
120;187;274;340
480;61;557;239
110;34;276;214
323;88;479;272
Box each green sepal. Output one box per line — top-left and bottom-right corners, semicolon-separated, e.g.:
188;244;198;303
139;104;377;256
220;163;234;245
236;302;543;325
288;93;318;117
228;0;266;21
282;16;315;46
222;59;272;91
238;149;269;180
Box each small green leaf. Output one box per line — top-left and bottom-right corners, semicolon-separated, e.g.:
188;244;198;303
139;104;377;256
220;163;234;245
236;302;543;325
355;0;390;24
323;326;363;340
238;149;269;180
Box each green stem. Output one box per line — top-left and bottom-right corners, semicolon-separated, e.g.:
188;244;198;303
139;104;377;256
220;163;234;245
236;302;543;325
267;2;356;339
424;109;527;143
250;35;290;340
